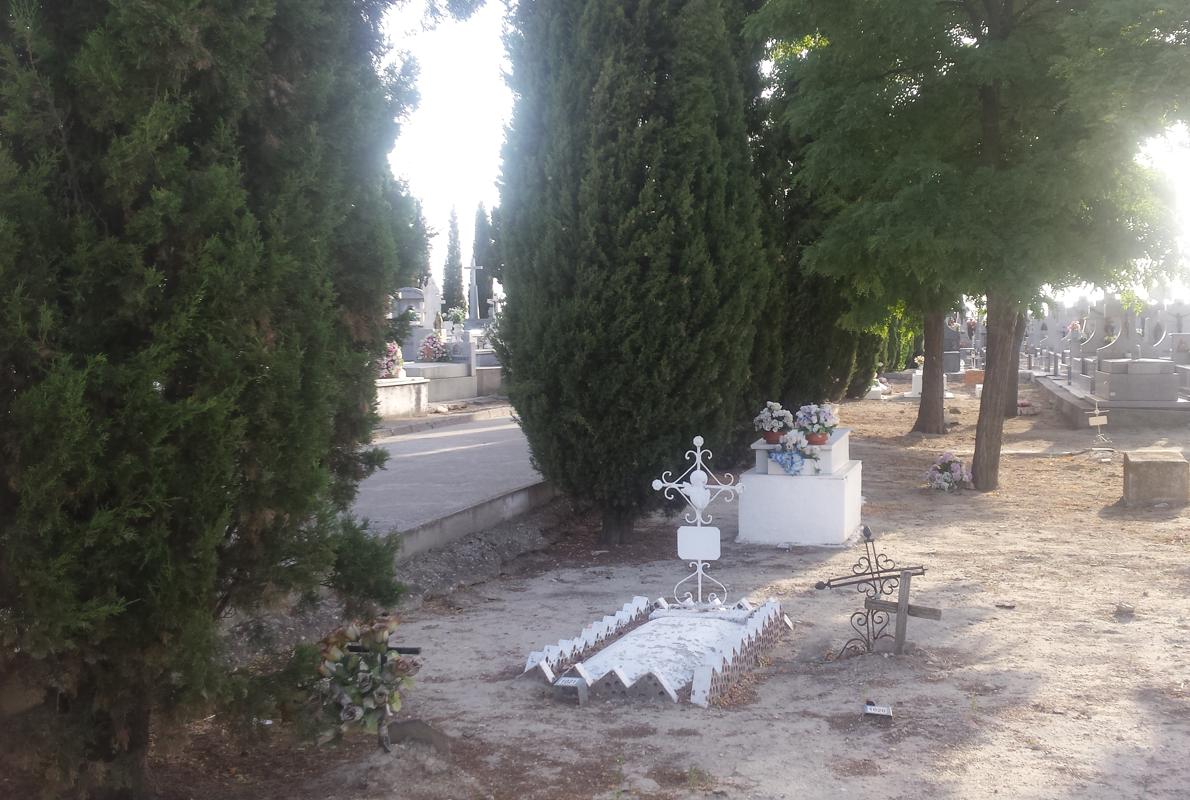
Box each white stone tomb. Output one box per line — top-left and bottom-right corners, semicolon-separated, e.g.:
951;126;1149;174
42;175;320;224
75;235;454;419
737;428;862;547
904;369;954;399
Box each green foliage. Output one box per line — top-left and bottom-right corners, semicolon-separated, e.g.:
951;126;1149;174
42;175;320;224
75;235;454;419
325;520;404;618
845;332;886;399
882;307;919;372
445;305;467;325
757;0;1189;485
756;0;1186;305
388;307;419;346
500;0;769;540
746;24;862;412
0;0;418;790
440;208;465;312
472;204;496;317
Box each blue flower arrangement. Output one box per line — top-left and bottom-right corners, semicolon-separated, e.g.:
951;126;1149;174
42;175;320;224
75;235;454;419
768;430;821;476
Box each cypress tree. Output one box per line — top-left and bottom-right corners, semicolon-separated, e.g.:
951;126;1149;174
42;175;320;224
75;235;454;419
500;0;767;544
0;1;419;793
472;203;495;317
440;207;465;313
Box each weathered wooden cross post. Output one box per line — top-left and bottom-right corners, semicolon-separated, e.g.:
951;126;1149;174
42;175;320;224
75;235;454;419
861;569;942;654
816;526;942;658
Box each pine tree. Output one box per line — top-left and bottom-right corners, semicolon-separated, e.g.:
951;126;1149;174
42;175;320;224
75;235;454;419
500;0;768;544
472;204;495;317
440;207;465;313
0;1;421;793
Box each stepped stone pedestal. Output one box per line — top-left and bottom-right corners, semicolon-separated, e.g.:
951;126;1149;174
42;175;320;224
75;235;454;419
737;429;862;547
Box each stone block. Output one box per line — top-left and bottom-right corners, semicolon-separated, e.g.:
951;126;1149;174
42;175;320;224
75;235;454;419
943;351;961;373
1123;451;1190;507
963;369;984;386
1095;371;1180;401
1127;358;1175;375
1100;358;1131;374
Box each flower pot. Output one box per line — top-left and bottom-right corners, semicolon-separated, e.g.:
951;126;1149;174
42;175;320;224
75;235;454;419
805;432;829;446
761;430;783;444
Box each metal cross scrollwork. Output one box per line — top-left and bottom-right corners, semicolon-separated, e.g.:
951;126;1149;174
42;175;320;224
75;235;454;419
652;436;741;605
815;526;927;659
651;436;741;526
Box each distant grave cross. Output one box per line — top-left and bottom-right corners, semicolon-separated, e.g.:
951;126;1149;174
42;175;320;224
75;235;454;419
816;526;940;657
652;436;741;605
1087;399;1111;448
463;259;485;321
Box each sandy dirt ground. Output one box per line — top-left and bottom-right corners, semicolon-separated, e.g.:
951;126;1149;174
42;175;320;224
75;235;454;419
15;377;1188;800
361;379;1190;800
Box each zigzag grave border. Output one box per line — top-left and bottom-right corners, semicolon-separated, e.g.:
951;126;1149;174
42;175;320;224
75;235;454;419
521;595;653;684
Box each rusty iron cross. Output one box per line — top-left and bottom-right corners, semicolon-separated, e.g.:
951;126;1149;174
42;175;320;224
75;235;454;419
816;526;940;658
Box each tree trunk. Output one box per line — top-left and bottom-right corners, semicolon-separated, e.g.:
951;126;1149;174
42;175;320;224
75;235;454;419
973;292;1019;490
911;310;946;434
600;506;634;546
85;692;152;800
1003;311;1027;418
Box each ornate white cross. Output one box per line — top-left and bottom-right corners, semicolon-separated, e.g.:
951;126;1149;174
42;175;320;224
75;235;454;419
652;436;742;605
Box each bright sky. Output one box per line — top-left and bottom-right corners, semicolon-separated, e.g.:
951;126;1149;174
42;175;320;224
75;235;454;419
384;3;1189;297
386;2;511;286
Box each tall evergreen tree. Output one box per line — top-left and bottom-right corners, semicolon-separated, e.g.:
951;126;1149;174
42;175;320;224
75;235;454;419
487;204;505;288
0;1;427;794
440;207;465;312
757;0;1188;488
472;203;496;317
500;0;768;544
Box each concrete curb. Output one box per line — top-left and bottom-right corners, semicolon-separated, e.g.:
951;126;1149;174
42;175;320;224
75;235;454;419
395;479;558;560
374;403;515;439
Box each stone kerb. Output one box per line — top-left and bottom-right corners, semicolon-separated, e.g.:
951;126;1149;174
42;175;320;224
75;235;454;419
525;599;789;707
1123;451;1190;507
522;596;652;684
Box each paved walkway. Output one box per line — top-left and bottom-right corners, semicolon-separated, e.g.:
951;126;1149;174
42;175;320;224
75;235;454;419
353;418;539;533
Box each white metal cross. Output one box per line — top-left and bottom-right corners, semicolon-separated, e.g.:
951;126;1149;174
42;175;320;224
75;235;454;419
651;435;741;527
652;436;742;605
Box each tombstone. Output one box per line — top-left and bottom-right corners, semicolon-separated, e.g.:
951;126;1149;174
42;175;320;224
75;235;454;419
486;278;506;318
1095;357;1179;401
463;260;485;328
942;324;962;373
393;286;426;325
739;423;862;547
1123;451;1190;507
1026;316;1042;349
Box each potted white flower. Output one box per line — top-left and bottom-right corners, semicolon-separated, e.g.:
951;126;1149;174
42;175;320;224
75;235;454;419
795;403;839;445
753;400;794;444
